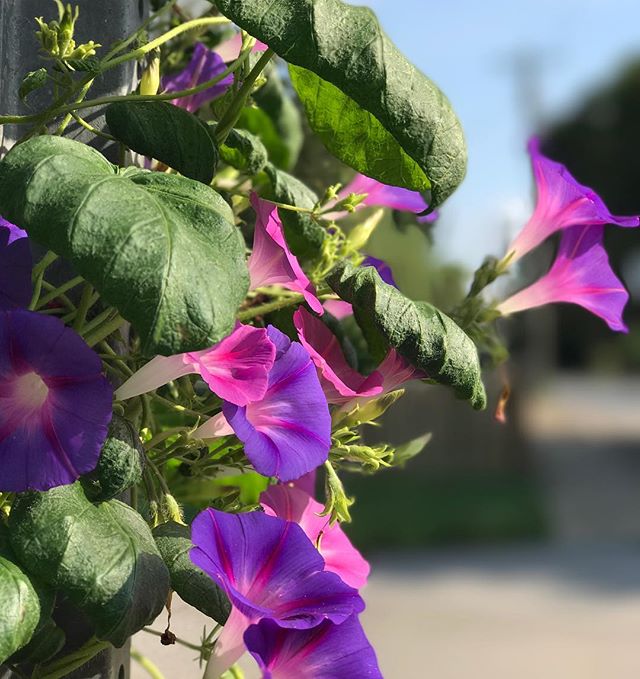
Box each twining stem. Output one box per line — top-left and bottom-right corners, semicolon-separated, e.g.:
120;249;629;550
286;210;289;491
151;393;208;420
73;282;95;331
35;637;110;679
55;78;95;136
237;294;305;322
35;275;84;310
132;650;167;679
84;312;125;347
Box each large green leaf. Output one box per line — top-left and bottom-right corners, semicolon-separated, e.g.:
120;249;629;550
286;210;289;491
213;0;466;206
9;484;170;647
105;101;219;184
153;522;230;625
0;524;53;664
327;261;486;409
0;136;248;355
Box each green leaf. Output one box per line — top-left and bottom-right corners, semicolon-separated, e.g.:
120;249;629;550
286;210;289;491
392;433;432;467
81;414;144;502
19;68;48;101
326;261;486;409
213;0;466;207
213;125;268;175
105;101;219;184
0;135;248;355
9;483;171;647
0;524;53;665
7;618;66;666
263;163;326;260
153;522;230;625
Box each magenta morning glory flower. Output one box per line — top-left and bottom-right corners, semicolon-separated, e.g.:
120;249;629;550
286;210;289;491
261;483;370;589
0;216;32;310
0;310;113;492
214;32;269;63
244;616;382;679
220;325;331;482
190;507;364;676
115;324;275;406
248;193;324;315
506;137;639;263
498;224;629;332
162;42;234;113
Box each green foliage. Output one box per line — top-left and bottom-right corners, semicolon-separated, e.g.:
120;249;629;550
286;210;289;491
9;484;170;647
7;618;65;667
153;521;231;625
19;68;48;101
0;136;249;355
214;125;268;175
327;261;486;409
0;524;53;665
213;0;466;206
81;414;144;502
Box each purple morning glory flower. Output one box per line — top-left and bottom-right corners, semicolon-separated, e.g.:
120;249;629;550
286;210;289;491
0;216;32;310
498;224;629;332
190;507;364;675
507;137;639;263
362;255;397;287
244;616;382;679
221;325;331;482
162;43;234;113
0;310;113;491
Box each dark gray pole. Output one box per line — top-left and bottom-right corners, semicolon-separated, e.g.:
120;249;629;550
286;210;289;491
0;1;149;677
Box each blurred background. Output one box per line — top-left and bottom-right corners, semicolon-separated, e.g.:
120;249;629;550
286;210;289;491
134;0;640;677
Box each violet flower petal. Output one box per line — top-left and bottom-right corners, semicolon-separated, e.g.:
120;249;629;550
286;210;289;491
362;255;397;288
0;216;32;310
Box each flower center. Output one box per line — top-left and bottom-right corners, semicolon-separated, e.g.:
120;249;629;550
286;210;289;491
12;371;49;414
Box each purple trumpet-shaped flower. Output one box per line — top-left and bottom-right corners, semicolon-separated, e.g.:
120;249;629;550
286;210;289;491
248;194;324;314
162;42;234;113
218;325;331;481
261;483;370;589
115;324;275;407
0;217;32;310
498;224;629;332
507;138;639;263
245;616;382;679
190;507;364;676
0;310;113;492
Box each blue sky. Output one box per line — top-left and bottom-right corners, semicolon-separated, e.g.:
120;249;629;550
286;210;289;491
367;0;640;268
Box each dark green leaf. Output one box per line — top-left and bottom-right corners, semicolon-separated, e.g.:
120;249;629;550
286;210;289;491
263;163;326;260
81;414;144;501
0;524;53;664
212;125;268;175
327;261;486;409
9;484;170;647
213;0;466;206
19;68;48;101
65;56;101;73
105;101;219;184
0;136;248;355
7;618;65;666
153;522;230;625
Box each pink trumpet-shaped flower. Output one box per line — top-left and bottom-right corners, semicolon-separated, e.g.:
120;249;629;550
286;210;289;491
214;32;269;63
261;483;370;589
507;138;639;263
498;224;629;332
248;194;323;315
115;324;275;406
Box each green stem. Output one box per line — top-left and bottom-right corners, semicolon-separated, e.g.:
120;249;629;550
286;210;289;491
73;282;95;331
237;294;305;322
84;312;125;347
31;251;59;278
70;111;117;141
132;650;166;679
55;78;95;136
144;427;189;451
151;393;208;420
35;637;110;679
35;275;84;310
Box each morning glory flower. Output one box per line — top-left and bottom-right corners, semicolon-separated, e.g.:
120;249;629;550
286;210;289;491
190;507;364;677
219;325;331;482
162;42;234;113
0;216;32;310
244;616;382;679
498;224;629;332
0;310;113;492
248;194;324;315
261;483;370;589
213;32;269;63
115;324;275;406
506;137;639;263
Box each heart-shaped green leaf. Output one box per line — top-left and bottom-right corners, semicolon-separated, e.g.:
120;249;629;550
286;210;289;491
327;261;486;409
105;101;219;184
153;522;231;625
9;483;170;647
213;0;466;206
0;135;249;355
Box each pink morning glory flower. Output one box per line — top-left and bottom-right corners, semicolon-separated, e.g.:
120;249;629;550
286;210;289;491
261;483;370;589
0;310;113;492
115;324;275;407
213;32;269;63
244;615;382;679
190;507;364;676
0;216;31;310
162;43;234;113
498;224;629;332
221;325;331;482
248;194;324;315
507;137;639;263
